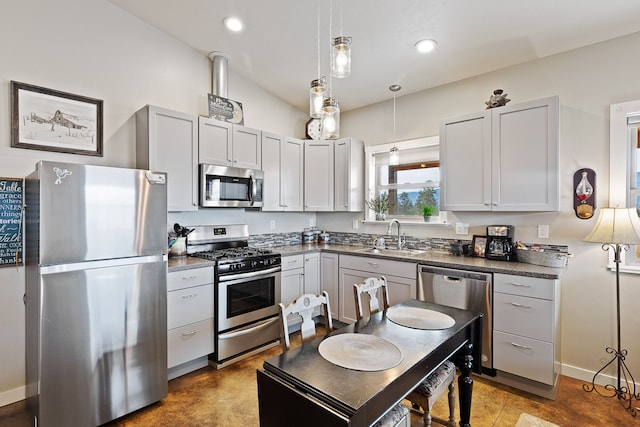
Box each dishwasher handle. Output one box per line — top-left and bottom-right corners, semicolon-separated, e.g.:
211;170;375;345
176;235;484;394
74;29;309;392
419;265;490;282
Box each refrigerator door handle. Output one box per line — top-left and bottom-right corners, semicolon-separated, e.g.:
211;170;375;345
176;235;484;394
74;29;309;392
40;254;166;274
145;172;167;185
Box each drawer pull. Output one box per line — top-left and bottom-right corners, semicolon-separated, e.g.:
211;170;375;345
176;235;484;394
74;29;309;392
287;260;298;264
508;282;532;288
510;302;532;309
181;275;197;281
510;342;532;350
368;262;380;268
182;294;197;299
182;330;197;337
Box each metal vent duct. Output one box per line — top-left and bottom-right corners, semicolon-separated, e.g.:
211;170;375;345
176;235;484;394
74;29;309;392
209;52;230;98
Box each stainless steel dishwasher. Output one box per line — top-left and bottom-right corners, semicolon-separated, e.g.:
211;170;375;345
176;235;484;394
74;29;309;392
417;265;493;372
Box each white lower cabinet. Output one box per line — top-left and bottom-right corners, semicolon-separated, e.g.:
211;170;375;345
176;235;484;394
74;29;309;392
493;273;560;386
338;255;416;324
167;267;215;377
320;252;339;320
281;254;305;306
281;253;321;325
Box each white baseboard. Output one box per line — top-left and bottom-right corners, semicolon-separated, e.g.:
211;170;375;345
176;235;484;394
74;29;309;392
561;362;640;390
0;385;25;408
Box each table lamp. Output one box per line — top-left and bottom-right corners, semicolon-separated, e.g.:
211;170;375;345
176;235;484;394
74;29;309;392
582;207;640;416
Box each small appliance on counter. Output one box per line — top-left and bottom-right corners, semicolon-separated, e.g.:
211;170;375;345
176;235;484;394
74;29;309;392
485;225;514;261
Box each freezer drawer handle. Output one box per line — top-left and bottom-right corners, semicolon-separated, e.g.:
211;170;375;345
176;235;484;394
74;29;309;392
510;342;532;350
182;294;197;299
510;302;532;309
182;330;197;337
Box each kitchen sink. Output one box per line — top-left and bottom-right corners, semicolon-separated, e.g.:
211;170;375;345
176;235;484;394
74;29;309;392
353;247;427;256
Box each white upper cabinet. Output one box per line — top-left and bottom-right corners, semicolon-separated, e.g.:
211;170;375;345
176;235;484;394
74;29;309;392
440;96;559;211
199;117;262;170
262;133;304;211
304;140;335;211
136;105;198;212
334;137;364;212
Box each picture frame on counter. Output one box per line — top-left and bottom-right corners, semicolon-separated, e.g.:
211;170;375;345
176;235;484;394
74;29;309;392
471;235;487;257
10;81;103;156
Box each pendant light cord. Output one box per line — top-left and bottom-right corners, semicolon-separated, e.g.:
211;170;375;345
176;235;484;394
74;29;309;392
316;0;320;80
328;0;333;97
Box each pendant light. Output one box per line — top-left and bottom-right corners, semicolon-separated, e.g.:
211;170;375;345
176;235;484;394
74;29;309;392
332;36;351;78
321;0;340;139
321;97;340;139
331;0;351;78
389;84;401;165
309;1;326;118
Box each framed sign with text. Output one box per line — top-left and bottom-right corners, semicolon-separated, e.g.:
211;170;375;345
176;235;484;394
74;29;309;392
0;178;23;267
207;94;244;125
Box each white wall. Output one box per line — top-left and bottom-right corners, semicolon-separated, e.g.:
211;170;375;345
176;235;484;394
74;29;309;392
0;0;308;406
324;32;640;387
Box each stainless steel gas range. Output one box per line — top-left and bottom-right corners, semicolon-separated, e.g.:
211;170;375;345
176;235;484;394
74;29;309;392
186;224;281;367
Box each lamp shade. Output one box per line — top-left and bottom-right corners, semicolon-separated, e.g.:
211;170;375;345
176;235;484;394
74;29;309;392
582;208;640;244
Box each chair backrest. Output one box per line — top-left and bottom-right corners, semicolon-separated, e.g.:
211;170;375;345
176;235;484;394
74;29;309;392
278;291;333;351
353;276;391;321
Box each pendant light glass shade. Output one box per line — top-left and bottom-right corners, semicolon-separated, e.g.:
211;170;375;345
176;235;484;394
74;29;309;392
321;97;340;139
332;36;352;78
389;146;399;165
310;77;327;118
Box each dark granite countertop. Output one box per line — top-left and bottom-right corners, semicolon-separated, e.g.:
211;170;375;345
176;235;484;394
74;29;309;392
169;243;564;279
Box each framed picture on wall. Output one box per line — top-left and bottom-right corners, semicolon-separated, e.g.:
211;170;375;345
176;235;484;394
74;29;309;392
471;235;487;257
10;81;103;156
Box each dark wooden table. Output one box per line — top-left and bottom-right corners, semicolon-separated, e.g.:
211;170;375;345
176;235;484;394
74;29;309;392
257;299;482;427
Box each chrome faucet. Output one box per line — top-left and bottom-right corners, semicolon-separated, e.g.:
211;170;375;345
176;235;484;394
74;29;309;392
387;219;405;250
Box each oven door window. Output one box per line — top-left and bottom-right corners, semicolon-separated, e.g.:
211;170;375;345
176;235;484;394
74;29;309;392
227;276;275;318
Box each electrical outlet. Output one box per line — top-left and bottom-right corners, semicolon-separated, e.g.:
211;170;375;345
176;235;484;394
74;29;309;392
538;224;549;239
455;223;469;235
270;220;276;230
353;219;359;230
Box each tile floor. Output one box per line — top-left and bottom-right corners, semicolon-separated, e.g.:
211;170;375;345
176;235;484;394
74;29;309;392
0;342;636;426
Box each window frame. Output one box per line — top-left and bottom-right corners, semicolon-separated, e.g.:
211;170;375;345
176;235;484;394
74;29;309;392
364;136;447;223
609;100;640;273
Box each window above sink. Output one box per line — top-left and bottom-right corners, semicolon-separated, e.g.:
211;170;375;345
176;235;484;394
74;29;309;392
365;136;448;224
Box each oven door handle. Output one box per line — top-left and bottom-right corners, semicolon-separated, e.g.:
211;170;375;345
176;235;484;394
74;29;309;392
219;317;280;340
218;266;281;282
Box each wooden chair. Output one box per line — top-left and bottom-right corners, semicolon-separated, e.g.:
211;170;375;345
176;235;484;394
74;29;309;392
278;291;333;351
353;277;457;427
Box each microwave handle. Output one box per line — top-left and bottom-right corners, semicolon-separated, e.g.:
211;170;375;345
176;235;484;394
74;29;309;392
249;174;256;206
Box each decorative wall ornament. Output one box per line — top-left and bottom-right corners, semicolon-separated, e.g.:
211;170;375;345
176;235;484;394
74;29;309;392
574;168;596;219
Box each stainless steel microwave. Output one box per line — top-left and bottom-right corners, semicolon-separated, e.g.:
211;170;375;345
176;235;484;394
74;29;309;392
199;164;264;208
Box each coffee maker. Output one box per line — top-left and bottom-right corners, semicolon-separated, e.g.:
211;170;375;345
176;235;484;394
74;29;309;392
485;225;514;261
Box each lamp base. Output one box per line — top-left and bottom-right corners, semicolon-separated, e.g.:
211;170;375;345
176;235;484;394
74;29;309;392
583;347;640;416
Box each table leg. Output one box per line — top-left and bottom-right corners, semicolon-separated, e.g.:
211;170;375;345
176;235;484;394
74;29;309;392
458;343;473;427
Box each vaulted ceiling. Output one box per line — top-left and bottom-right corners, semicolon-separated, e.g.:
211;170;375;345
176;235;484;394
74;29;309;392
110;0;640;112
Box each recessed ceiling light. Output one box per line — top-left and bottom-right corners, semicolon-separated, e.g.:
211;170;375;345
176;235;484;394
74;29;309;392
223;16;243;32
414;39;437;53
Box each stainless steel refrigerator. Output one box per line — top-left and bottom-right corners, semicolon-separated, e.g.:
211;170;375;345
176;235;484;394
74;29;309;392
24;161;168;426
